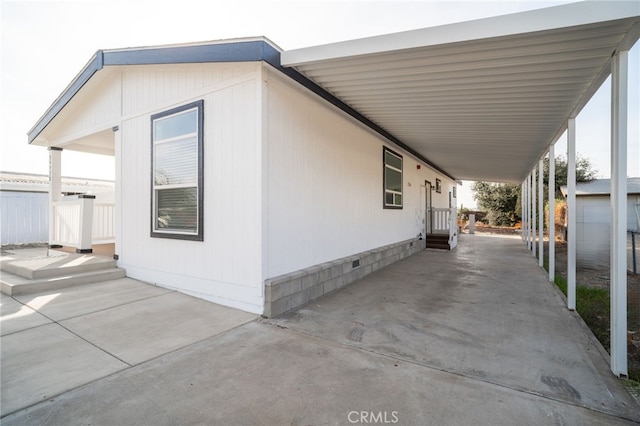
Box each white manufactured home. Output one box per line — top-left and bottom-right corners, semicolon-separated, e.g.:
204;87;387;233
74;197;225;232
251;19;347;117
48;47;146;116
26;0;640;356
28;38;458;315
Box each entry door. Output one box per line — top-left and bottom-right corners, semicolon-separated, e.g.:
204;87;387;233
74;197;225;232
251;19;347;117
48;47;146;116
425;180;433;235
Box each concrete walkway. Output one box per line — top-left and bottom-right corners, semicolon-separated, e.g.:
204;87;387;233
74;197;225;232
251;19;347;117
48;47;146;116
1;234;639;425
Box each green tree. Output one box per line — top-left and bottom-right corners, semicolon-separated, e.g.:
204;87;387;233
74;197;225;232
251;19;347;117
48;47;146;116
543;155;597;199
471;182;521;226
472;155;597;227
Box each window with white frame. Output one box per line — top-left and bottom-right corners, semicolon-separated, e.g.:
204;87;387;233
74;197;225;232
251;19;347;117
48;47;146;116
151;100;204;240
383;147;403;208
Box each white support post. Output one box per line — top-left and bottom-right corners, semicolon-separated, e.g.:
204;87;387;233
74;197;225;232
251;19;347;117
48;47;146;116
523;178;527;245
48;147;63;248
114;125;121;263
548;145;556;283
532;167;537;257
567;117;577;311
538;157;544;267
527;174;532;250
610;50;628;377
76;195;95;253
521;182;525;242
524;178;528;246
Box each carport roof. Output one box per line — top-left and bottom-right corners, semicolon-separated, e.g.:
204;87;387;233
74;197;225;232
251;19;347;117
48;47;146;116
282;1;640;183
28;2;640;184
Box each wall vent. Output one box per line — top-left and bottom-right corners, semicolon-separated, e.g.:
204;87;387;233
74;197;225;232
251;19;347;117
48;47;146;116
352;259;360;268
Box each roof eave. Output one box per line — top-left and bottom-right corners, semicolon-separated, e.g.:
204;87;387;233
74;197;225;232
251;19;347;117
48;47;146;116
28;50;104;144
281;1;640;66
27;38;458;180
27;38;283;145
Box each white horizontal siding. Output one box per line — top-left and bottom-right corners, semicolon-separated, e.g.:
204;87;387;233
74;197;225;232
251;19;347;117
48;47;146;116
119;63;263;313
264;67;456;278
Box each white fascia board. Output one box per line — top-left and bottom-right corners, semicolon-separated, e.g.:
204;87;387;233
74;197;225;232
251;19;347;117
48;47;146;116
282;1;640;66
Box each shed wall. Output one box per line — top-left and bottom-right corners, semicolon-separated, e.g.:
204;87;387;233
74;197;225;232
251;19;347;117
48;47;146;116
118;63;264;313
576;195;640;269
264;67;456;278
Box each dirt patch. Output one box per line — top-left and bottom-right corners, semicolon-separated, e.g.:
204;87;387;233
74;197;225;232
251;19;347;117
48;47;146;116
547;240;640;382
468;224;521;236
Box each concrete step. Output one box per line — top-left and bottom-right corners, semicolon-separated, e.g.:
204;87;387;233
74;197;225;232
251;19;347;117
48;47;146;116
3;258;118;280
426;243;451;250
0;248;116;280
1;267;126;296
427;234;449;240
426;234;450;250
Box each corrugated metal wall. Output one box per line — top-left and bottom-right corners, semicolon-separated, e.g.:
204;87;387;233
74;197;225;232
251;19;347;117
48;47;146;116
0;192;48;245
576;196;640;269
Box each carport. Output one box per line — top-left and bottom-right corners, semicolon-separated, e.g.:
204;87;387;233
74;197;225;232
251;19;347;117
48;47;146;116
280;1;639;377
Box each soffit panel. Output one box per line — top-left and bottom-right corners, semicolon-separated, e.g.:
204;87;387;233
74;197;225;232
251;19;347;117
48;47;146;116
283;9;640;183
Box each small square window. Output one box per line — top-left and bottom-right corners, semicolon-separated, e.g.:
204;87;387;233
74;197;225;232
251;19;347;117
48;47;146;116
383;147;403;209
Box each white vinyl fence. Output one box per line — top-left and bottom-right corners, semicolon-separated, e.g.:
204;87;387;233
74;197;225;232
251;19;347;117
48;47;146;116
0;192;48;245
1;191;115;247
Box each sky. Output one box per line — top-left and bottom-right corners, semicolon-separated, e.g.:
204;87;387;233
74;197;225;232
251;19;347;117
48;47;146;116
1;0;639;210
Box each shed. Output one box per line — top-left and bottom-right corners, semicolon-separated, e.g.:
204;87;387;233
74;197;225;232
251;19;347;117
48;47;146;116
561;178;640;269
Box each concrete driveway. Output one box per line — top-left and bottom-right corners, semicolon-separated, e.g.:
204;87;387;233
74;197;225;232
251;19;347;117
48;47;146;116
1;234;639;425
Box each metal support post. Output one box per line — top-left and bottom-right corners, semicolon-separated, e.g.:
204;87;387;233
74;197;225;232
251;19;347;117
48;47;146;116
538;158;544;267
610;49;628;377
532;166;537;257
548;146;556;283
567;118;576;311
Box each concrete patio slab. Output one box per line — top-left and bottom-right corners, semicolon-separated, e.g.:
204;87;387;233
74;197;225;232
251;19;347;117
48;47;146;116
0;323;127;415
14;278;172;321
269;234;640;421
60;291;256;365
0;294;51;336
2;322;637;425
1;234;638;424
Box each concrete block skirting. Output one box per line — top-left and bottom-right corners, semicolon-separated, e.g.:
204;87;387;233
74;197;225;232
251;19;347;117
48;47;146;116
263;238;425;317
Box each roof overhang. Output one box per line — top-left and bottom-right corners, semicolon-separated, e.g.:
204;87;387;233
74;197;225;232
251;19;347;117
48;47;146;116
29;2;640;183
27;37;282;147
282;1;640;183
